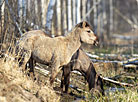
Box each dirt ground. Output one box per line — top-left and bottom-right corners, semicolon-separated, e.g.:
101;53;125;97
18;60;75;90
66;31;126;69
0;59;60;102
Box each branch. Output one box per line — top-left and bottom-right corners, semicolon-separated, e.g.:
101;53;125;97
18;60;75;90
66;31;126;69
82;1;100;20
114;8;138;29
100;75;134;87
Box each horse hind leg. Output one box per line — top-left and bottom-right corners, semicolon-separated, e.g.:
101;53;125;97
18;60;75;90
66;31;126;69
60;66;71;93
28;55;36;80
20;51;31;72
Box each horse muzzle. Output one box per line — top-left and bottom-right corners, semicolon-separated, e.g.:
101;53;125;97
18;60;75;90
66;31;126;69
93;37;99;46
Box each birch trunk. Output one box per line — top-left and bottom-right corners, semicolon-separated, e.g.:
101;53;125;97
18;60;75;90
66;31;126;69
67;0;72;31
61;0;67;35
109;0;113;35
1;0;5;28
37;0;42;28
82;0;86;21
102;0;107;28
93;0;98;34
86;0;91;22
76;0;81;23
41;0;49;27
56;0;61;35
34;0;39;29
18;0;22;26
0;0;5;44
97;0;101;37
72;0;76;26
45;0;56;35
22;0;26;19
0;0;2;18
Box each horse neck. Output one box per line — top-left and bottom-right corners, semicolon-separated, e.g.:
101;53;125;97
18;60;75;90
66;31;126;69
65;28;81;56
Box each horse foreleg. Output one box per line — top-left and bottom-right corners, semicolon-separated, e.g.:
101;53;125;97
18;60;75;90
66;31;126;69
60;66;71;93
50;64;61;85
60;68;64;91
64;73;70;93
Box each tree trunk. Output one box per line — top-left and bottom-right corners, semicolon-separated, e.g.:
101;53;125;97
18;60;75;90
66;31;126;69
61;0;67;35
93;0;98;34
67;0;72;31
18;0;23;26
0;0;5;45
41;0;49;27
22;0;26;18
5;0;23;35
72;0;76;26
37;0;42;28
45;0;56;35
76;0;81;23
82;0;86;21
86;0;91;22
109;0;113;36
56;0;61;35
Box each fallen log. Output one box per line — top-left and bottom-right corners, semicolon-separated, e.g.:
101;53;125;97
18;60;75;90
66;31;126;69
71;70;135;87
100;76;134;87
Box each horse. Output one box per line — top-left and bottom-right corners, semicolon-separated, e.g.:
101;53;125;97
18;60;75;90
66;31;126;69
60;49;104;96
17;21;99;85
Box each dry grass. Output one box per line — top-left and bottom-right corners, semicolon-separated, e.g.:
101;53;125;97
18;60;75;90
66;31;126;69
0;54;60;102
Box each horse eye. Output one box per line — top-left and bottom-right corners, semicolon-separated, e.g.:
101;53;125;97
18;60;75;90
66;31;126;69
87;30;91;33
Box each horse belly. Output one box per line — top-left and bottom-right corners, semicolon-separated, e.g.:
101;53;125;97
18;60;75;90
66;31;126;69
32;50;52;65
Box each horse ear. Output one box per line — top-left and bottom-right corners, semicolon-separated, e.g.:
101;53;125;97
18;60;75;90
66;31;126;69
75;21;90;28
85;22;90;27
75;22;83;28
82;21;86;28
82;21;90;28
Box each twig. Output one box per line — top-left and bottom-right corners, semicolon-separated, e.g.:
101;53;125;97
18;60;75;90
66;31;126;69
34;66;49;76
